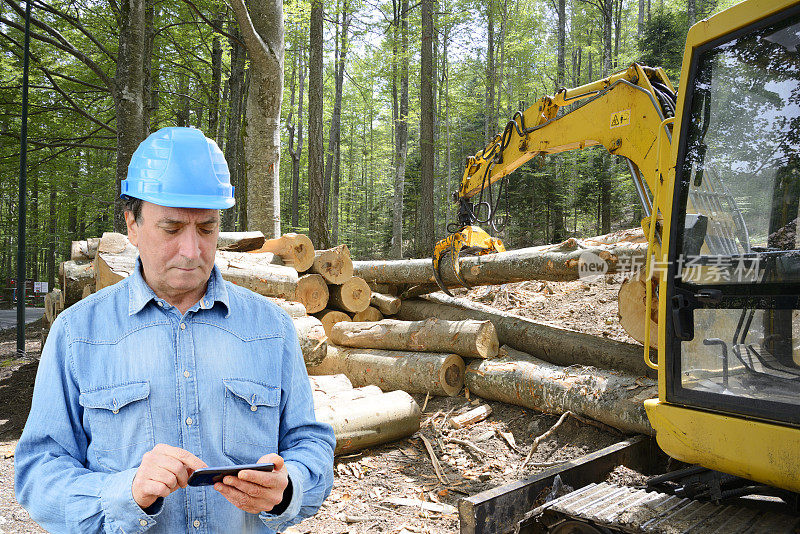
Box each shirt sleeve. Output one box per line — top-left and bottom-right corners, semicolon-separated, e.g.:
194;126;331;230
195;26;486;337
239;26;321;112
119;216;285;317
14;315;163;534
259;312;336;532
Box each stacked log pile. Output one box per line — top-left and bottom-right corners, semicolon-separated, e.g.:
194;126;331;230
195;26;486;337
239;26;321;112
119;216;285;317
59;227;658;436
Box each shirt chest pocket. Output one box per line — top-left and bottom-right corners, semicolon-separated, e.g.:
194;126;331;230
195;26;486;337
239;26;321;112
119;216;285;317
78;381;155;472
222;378;280;463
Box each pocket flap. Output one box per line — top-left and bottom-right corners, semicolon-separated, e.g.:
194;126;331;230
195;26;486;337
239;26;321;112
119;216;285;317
79;381;150;411
223;379;280;407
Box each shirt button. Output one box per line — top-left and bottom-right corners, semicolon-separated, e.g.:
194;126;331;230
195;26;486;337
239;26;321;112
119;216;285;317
186;417;193;426
184;370;191;378
157;302;163;307
180;322;186;330
204;300;209;307
140;519;148;526
250;405;257;412
193;519;201;528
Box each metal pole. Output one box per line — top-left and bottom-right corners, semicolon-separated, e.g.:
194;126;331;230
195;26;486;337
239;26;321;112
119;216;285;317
16;0;32;356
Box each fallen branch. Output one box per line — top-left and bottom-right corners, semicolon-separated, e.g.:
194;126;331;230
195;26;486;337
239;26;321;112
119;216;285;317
419;434;449;485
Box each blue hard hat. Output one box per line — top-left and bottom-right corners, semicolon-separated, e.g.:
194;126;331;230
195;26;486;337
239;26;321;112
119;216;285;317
121;127;235;209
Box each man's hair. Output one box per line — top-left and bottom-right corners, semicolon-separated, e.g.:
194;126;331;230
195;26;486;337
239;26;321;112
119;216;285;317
122;196;143;224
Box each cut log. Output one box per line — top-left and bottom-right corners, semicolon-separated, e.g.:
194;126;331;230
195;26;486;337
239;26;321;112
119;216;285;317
313;385;383;408
330;318;499;360
352;235;646;288
450;405;492;429
81;285;93;299
311;244;353;284
94;233;138;290
292;315;328;366
295;274;329;314
315;390;421;455
370;291;401;316
217;231;266;251
352;306;383;322
328;276;371;313
253;233;315;272
618;271;658;348
60;260;95;307
308;374;353;395
398;294;656;378
368;282;399;296
314;309;352;336
70;237;100;261
266;297;307;318
44;289;64;324
466;345;657;435
307;344;465;397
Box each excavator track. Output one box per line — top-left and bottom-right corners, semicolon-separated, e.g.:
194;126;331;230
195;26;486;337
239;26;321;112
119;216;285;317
533;482;800;533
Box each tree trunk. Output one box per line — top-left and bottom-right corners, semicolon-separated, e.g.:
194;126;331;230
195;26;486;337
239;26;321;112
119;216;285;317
292;315;327;366
315;390;421;455
47;186;56;291
113;0;148;232
229;0;284;238
328;276;371;313
391;0;410;259
687;0;696;26
418;0;436;258
485;0;495;144
209;11;223;135
308;0;330;249
223;24;246;232
331;318;499;359
466;345;656;435
397;294;656;378
311;245;353;284
308;344;465;397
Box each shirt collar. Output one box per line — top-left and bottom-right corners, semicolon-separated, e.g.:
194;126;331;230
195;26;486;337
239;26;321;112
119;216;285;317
128;257;230;316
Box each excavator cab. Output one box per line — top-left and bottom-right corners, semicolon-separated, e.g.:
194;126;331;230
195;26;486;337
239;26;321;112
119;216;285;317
646;1;800;493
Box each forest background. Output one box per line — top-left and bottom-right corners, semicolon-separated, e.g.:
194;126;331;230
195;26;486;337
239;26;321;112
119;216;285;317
0;0;733;299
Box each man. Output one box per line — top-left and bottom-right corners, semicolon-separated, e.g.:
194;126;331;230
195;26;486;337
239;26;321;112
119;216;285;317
15;127;335;533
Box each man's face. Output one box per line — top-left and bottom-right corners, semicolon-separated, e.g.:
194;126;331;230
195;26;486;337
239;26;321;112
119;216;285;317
125;201;220;305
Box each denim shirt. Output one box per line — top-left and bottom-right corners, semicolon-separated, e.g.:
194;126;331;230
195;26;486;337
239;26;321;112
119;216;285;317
15;260;335;534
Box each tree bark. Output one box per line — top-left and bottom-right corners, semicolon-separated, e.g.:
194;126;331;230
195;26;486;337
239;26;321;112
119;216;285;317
308;344;465;397
309;374;354;396
223;24;246;232
113;0;148;232
328;276;371;313
370;291;401;315
397;294;656;378
331;318;499;359
391;0;410;259
308;0;330;249
352;237;647;287
60;260;95;307
418;0;435;258
352;306;383;322
217;231;266;251
266;297;307;317
288;45;305;231
485;0;495;144
292;315;327;366
466;345;656;435
315;390;421;455
229;0;284;238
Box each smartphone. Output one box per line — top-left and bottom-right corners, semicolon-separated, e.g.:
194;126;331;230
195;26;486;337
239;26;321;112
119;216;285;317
187;463;275;487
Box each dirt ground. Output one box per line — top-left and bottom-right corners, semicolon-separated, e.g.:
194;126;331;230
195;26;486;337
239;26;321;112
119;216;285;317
0;277;635;534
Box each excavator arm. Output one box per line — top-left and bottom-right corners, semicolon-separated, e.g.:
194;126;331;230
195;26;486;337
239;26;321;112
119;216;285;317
433;63;676;293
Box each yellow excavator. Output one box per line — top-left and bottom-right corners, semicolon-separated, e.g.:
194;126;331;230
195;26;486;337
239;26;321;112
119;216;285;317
435;0;800;528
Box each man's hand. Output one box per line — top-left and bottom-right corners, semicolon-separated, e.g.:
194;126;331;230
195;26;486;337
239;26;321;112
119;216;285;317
214;454;289;514
132;444;207;509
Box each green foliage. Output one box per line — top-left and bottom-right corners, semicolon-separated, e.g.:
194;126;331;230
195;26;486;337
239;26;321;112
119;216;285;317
638;9;688;83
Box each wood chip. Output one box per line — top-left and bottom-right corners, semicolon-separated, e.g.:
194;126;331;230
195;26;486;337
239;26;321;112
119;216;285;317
383;497;457;515
495;428;517;450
